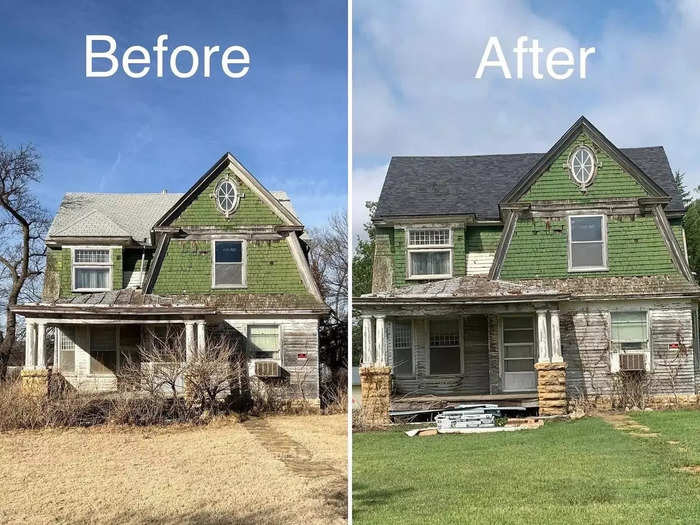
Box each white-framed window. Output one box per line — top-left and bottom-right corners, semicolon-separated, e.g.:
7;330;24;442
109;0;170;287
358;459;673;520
90;326;118;375
72;248;112;292
568;215;607;272
428;319;462;375
501;316;536;373
407;228;452;280
212;240;246;288
610;311;650;372
247;325;280;360
568;146;597;188
392;319;413;377
57;326;76;373
214;177;240;217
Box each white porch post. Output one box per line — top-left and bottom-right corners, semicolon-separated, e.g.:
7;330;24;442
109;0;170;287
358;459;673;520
550;310;563;362
536;309;550;363
36;322;47;369
361;315;374;366
185;321;196;362
375;315;386;366
196;321;206;356
24;320;36;369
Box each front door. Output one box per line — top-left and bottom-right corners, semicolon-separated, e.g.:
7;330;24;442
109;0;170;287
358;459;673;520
502;315;537;392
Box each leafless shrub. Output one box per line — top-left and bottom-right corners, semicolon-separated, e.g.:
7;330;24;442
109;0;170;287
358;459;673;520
655;326;691;406
321;379;347;415
611;371;653;410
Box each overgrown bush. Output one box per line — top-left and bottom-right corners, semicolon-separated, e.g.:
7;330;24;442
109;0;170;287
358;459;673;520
611;371;653;410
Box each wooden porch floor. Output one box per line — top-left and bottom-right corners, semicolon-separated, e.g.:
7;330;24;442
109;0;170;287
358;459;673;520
391;392;539;413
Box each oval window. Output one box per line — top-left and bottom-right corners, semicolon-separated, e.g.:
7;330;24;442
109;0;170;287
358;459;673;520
215;179;239;215
569;147;596;186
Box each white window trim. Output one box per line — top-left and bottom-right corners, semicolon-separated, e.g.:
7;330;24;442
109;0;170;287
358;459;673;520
609;310;652;373
392;318;415;378
211;239;248;289
567;214;608;272
567;145;598;189
246;323;282;363
71;246;114;292
499;314;537;392
426;317;464;377
214;176;241;217
406;228;454;280
88;325;120;376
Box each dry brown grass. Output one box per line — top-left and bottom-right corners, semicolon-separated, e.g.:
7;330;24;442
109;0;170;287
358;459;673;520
0;414;347;524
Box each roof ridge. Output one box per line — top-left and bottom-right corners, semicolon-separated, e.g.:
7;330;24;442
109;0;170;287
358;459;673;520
391;146;664;160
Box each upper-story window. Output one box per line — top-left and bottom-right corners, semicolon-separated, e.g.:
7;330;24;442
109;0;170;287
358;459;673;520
73;248;112;291
215;177;240;217
568;146;597;190
407;228;452;279
212;240;246;288
568;215;607;272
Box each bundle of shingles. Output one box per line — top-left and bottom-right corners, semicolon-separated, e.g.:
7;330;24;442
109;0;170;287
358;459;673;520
405;404;541;437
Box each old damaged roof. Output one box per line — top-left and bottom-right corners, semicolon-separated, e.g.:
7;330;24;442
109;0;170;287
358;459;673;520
12;289;328;315
375;147;684;220
355;275;700;303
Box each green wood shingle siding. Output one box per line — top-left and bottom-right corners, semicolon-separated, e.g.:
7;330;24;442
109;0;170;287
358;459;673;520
521;133;649;202
393;229;407;286
151;238;307;295
670;219;687;259
60;247;71;297
170;169;282;228
500;216;678;279
111;247;123;291
466;226;502;252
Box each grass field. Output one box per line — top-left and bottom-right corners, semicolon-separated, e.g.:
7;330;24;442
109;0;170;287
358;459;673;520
353;412;700;524
0;414;347;524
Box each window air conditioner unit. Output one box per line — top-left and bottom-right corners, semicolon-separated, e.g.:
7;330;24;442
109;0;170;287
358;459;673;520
619;353;646;371
254;360;281;378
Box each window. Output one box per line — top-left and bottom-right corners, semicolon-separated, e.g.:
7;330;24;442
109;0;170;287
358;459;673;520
247;325;280;360
429;319;461;375
73;248;111;291
57;327;76;373
212;240;246;288
569;146;596;187
90;326;117;375
502;316;535;373
392;320;413;376
215;178;240;216
407;228;452;279
568;215;607;271
611;311;650;372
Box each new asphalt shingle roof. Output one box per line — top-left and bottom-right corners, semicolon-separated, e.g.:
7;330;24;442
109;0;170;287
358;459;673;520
374;147;684;220
47;191;300;246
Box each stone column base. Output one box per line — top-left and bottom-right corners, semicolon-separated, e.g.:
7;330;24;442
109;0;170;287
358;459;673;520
20;368;49;397
360;366;391;427
535;362;567;416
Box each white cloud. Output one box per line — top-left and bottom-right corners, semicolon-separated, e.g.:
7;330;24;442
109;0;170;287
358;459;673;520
352;164;387;246
353;1;700;243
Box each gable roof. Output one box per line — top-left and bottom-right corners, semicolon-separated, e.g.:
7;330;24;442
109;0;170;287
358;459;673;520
47;192;184;245
374;120;684;221
154;153;302;228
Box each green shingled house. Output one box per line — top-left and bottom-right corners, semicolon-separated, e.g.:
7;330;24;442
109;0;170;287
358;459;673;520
355;117;700;418
13;153;328;401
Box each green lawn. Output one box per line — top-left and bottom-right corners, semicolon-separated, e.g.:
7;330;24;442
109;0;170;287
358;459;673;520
353;414;700;524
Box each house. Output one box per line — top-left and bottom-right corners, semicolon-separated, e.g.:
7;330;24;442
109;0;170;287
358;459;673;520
354;116;700;420
13;153;328;403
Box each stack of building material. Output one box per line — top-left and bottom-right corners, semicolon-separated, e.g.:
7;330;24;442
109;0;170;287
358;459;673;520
435;404;500;431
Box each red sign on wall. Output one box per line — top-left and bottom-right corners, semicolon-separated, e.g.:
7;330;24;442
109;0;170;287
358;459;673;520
297;353;307;359
669;343;680;350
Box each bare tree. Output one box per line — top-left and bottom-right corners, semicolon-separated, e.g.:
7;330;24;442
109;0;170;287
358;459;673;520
0;142;50;380
307;210;348;320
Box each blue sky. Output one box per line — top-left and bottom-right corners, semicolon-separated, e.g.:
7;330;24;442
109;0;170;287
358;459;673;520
353;0;700;241
0;0;347;229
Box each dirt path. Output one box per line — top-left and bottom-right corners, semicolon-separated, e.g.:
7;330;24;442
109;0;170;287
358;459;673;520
601;413;660;437
243;417;347;518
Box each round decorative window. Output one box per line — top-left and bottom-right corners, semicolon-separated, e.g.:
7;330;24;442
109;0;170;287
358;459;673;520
215;178;240;216
568;146;596;188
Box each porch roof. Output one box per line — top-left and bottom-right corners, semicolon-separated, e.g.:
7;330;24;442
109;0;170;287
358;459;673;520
11;289;329;317
354;274;700;306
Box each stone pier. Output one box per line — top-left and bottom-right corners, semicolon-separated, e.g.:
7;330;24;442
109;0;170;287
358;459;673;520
535;362;568;416
359;366;391;426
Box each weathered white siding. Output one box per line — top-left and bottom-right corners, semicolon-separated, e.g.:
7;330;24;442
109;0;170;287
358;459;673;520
57;325;118;393
466;252;495;276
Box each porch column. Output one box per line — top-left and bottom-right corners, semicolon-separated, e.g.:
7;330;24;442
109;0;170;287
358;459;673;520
536;309;550;363
361;315;374;366
185;321;196;362
375;315;386;366
196;321;206;356
24;320;36;369
550;310;563;362
36;322;47;369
